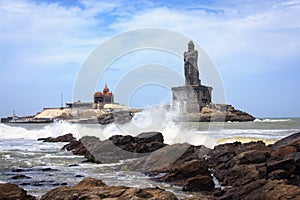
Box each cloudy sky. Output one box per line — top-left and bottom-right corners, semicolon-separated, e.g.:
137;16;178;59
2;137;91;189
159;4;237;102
0;0;300;118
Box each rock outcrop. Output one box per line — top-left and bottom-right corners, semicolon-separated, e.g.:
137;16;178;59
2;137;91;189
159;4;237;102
38;133;76;143
182;104;255;122
207;132;300;200
62;132;166;163
60;131;300;199
123;143;214;192
0;183;36;200
40;177;178;200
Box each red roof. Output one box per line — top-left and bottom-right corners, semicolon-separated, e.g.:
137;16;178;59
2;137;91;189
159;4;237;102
94;85;113;97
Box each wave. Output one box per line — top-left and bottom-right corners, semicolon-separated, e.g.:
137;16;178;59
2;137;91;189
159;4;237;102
0;122;79;140
254;118;290;123
0;105;297;148
0;105;221;148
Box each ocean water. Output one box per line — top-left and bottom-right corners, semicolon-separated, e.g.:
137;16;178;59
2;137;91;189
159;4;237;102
0;109;300;198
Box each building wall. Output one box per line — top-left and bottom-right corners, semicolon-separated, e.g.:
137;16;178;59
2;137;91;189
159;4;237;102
94;95;114;103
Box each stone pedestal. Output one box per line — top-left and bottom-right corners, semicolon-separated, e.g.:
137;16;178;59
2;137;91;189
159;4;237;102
172;85;212;113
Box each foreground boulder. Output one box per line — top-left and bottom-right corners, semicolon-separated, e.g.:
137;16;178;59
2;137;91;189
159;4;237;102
62;132;166;163
38;133;76;143
207;132;300;199
40;177;178;200
123;143;214;192
0;183;36;200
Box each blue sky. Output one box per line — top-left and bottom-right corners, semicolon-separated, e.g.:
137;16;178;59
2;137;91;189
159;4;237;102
0;0;300;118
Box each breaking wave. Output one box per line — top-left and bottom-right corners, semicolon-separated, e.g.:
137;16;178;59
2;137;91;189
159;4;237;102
254;118;290;123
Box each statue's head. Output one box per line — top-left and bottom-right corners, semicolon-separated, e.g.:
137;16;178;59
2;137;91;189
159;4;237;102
188;40;194;51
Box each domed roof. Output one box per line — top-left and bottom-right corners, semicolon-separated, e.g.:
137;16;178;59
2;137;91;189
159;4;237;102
103;85;110;93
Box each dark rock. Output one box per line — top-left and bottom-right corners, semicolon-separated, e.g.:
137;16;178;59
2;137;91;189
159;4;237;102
0;183;36;200
231;150;270;165
261;180;300;200
31;182;43;187
223;163;267;187
11;174;31;180
63;133;167;163
123;143;213;192
38;133;76;143
12;168;24;172
271;132;300;151
135;132;164;143
209;132;300;200
108;132;166;153
41;167;58;172
218;179;300;200
182;175;215;192
267;157;295;173
40;177;178;200
215;179;267;200
68;164;79;167
19;182;30;186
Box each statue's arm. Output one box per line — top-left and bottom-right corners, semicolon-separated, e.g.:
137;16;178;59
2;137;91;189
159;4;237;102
184;51;187;62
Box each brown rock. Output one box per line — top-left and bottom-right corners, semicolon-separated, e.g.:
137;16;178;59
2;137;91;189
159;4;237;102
123;143;213;192
210;132;300;200
271;132;300;151
40;178;178;200
38;133;76;142
231;149;270;165
222;163;267;187
135;132;164;143
182;175;215;192
0;183;36;200
63;133;167;163
219;179;300;200
267;157;296;178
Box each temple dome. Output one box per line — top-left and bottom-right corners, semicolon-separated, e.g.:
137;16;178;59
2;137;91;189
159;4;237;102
103;85;110;93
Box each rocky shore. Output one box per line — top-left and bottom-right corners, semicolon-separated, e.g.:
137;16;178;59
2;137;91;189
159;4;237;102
180;104;255;122
2;132;299;199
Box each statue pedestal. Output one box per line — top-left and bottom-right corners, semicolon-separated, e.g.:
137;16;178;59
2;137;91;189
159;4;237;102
171;84;212;113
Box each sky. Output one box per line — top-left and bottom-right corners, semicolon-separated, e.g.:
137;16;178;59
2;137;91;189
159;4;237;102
0;0;300;118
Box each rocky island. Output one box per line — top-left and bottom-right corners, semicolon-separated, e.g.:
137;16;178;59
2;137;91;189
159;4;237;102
171;41;254;122
1;41;254;124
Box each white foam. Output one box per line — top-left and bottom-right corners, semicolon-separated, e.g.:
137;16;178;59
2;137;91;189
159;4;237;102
0;104;221;148
254;118;290;123
0;122;79;140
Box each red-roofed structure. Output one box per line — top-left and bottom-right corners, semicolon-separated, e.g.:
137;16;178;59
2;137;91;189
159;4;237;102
94;85;114;103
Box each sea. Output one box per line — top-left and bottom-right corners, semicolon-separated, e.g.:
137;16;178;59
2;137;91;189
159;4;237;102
1;108;300;199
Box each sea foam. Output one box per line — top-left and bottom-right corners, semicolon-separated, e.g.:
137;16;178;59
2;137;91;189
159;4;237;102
0;104;221;148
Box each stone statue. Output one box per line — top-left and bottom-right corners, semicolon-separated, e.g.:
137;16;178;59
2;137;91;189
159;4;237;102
184;40;200;86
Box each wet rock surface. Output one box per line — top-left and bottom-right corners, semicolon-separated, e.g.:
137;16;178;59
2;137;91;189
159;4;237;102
38;133;76;143
207;132;300;199
40;177;178;200
0;183;36;200
181;105;255;122
124;143;214;192
62;132;166;163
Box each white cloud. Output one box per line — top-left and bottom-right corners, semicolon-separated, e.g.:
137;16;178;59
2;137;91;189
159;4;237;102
0;0;299;117
109;1;300;75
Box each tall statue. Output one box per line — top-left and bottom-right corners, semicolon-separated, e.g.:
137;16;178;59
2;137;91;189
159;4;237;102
184;41;200;86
